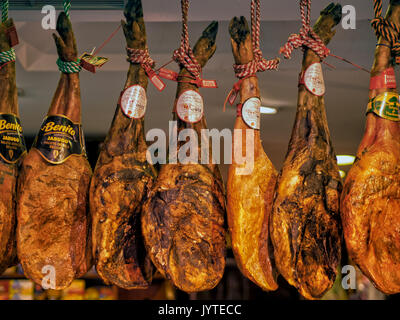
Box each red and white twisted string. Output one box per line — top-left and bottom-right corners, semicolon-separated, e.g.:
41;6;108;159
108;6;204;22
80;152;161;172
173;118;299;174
126;47;155;70
172;0;202;79
233;0;280;79
280;0;330;60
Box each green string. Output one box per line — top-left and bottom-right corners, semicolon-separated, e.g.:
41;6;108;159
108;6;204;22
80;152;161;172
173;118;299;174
57;58;82;74
64;0;71;18
1;0;8;23
0;48;15;64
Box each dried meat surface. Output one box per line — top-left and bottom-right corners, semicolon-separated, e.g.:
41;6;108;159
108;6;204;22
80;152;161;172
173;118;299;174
271;4;342;300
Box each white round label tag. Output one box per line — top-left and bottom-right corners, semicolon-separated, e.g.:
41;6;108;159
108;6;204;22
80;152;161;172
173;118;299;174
242;97;261;130
176;90;204;123
304;63;325;96
120;85;147;119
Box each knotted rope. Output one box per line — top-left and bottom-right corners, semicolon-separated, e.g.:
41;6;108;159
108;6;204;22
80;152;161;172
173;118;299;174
57;58;82;73
233;0;280;79
224;0;279;111
371;0;400;63
54;1;81;73
0;48;14;70
172;0;202;79
1;0;8;23
280;0;330;60
127;47;155;69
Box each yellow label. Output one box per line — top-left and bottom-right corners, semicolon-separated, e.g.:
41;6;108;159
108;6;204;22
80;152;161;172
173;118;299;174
367;92;400;121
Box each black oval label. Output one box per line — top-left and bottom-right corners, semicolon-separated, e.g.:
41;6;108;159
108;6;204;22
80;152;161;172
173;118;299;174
33;115;87;164
0;113;27;164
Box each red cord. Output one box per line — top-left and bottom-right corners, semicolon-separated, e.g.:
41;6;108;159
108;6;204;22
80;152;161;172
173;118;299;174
172;0;202;79
233;0;280;79
280;0;330;60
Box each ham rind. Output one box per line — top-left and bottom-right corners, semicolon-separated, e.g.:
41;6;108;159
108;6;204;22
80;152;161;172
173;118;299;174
141;21;226;293
226;16;278;291
341;0;400;294
271;3;342;300
16;12;92;289
0;19;24;274
89;0;156;289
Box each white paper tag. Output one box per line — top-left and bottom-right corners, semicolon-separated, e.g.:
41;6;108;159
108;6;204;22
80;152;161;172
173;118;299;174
120;85;147;119
304;62;325;96
242;97;261;130
176;90;204;123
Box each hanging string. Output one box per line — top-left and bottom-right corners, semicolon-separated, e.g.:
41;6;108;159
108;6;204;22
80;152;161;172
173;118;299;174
279;0;369;73
233;0;280;79
224;0;280;111
155;0;217;88
63;0;71;18
172;0;202;79
1;0;8;23
280;0;329;60
371;0;400;63
93;24;121;56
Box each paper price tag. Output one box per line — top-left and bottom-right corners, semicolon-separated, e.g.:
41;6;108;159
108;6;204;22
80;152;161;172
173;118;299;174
303;63;325;96
120;85;147;119
241;97;261;130
176;90;204;124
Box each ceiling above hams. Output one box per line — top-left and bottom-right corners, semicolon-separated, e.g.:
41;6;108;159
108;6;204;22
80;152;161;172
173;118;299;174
10;0;371;22
10;0;125;10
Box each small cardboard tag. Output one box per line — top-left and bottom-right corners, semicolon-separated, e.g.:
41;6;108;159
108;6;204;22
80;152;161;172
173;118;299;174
142;65;166;91
228;90;238;106
6;25;19;47
79;52;108;73
200;79;218;88
149;74;166;91
158;68;179;81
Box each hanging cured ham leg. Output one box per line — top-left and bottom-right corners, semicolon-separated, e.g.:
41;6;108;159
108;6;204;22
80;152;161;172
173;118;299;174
0;18;26;274
89;0;156;289
226;7;279;291
142;12;226;291
17;12;92;289
341;0;400;294
271;2;342;300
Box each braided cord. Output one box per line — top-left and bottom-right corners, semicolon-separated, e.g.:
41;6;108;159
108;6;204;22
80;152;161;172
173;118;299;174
172;0;202;79
371;0;400;61
57;58;82;73
233;0;280;79
126;47;155;68
279;0;330;60
0;48;15;64
64;0;71;18
1;0;8;23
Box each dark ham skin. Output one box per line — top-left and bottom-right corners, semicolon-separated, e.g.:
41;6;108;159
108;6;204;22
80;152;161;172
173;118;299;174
0;19;21;274
226;16;278;291
89;0;156;289
341;0;400;294
270;3;342;300
16;13;92;289
141;21;226;293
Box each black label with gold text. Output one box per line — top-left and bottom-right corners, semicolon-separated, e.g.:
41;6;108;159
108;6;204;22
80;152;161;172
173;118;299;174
33;115;86;164
0;114;26;164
